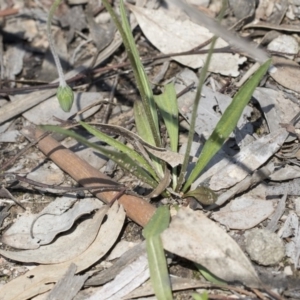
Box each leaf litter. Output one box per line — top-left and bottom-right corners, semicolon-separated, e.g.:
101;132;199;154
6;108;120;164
1;0;300;299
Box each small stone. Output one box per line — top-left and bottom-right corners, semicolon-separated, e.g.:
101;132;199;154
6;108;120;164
245;228;285;266
284;265;293;276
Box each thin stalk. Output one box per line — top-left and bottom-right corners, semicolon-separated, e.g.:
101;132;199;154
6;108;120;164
175;36;218;192
176;1;227;192
47;0;74;112
47;0;66;87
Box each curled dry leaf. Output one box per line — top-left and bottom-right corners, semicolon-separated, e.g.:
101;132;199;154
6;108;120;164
0;200;107;264
0;203;126;300
2;197;102;249
161;207;262;287
129;5;246;76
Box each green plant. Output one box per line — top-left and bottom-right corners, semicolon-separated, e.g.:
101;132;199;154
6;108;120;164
47;0;74;112
43;0;270;202
143;206;172;299
42;0;271;298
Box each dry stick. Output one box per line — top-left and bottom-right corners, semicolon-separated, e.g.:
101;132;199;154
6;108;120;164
32;127;156;227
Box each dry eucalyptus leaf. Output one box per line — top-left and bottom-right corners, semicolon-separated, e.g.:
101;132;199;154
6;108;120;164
129;5;246;76
209;128;288;191
4;45;25;82
144;146;184;167
267;35;298;59
2;197;102;249
253;88;298;134
212;196;276;230
86;254;149;300
269;56;300;94
176;68;252;140
0;202;107;264
269;165;300;181
0;203;125;300
62;137;108;171
161;207;262;287
26;162;65;186
266;178;300;196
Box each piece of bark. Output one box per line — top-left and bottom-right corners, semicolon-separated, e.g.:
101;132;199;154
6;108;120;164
29;127;156;227
46;263;88;300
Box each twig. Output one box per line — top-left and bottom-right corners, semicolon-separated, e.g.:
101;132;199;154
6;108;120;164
47;0;74;112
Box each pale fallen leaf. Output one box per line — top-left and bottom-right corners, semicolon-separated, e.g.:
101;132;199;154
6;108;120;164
176;68;252;140
4;45;25;82
87;254;149;300
144;146;184;168
267;35;298;59
26;162;65;186
269;165;300;181
266;178;300;196
253;87;298;134
107;240;139;261
209;128;288;191
212;196;276;230
129;5;246;76
62;136;108;171
161;207;262;287
2;197;102;249
269;56;300;94
0;203;125;300
0;199;105;264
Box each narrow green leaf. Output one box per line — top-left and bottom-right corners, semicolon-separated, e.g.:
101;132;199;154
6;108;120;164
143;207;172;300
134;101;164;178
143;206;170;239
146;236;173;300
183;59;271;192
195;264;226;285
41;125;158;188
119;0;160;146
154;83;179;189
154;83;179;152
102;0;160;147
79;121;158;181
176;36;218;192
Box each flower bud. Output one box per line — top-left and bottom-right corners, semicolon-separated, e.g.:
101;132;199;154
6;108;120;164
56;85;74;112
